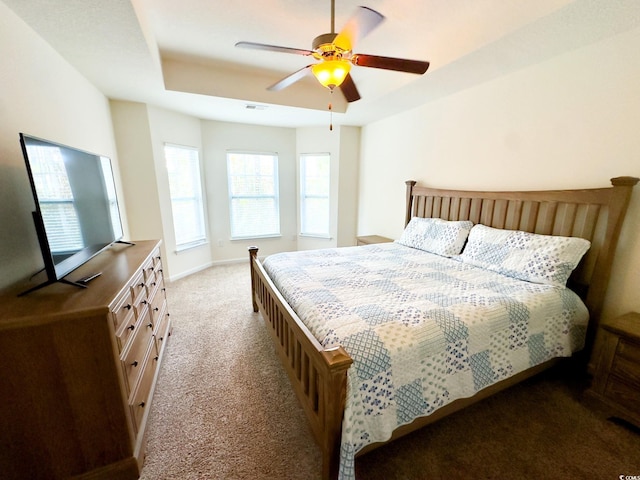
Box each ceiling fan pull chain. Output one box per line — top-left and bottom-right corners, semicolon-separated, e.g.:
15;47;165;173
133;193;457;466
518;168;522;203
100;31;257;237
328;88;334;131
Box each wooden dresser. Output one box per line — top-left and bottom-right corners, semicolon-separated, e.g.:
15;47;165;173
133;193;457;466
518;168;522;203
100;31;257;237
587;312;640;428
0;240;171;480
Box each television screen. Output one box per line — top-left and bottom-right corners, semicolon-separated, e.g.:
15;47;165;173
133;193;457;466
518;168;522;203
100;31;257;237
20;133;124;289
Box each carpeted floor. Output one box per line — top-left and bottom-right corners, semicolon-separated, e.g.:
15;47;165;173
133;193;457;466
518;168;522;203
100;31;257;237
140;262;640;480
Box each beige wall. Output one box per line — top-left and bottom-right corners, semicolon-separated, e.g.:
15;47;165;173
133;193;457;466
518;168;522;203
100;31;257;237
358;25;640;320
336;126;360;247
110;101;213;281
0;2;125;289
110;107;360;281
201;120;298;262
296;125;361;251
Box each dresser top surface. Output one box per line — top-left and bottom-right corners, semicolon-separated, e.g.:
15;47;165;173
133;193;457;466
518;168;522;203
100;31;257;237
0;240;160;328
602;312;640;342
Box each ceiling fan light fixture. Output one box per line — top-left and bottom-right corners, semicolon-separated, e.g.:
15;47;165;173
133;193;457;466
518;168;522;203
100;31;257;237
312;59;351;89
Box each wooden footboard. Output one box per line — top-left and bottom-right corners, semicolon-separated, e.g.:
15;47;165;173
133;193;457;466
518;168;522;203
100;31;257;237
248;247;352;480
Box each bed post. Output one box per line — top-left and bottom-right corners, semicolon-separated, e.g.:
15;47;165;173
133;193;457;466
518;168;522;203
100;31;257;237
584;176;638;353
405;180;417;226
320;348;353;480
248;246;259;312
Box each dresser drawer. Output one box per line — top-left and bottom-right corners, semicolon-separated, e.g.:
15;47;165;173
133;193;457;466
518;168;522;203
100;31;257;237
130;270;147;303
121;315;155;394
611;354;640;386
142;257;156;284
149;287;166;321
604;376;640;414
116;298;149;351
129;343;159;433
154;305;171;355
617;338;640;365
111;289;135;333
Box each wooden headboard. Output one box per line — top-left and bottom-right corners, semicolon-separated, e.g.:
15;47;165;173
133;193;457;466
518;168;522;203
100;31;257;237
404;176;638;352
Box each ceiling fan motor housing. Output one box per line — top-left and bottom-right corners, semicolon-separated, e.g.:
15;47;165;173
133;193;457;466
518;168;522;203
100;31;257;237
312;32;348;60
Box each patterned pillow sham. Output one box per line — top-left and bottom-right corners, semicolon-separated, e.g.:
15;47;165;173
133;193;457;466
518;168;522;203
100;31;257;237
459;224;591;287
397;217;474;257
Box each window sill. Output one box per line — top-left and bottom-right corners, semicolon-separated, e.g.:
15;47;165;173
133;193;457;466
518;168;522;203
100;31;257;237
230;234;282;241
175;239;208;253
299;233;332;240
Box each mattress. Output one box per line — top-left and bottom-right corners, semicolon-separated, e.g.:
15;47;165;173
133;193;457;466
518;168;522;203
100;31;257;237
263;242;589;479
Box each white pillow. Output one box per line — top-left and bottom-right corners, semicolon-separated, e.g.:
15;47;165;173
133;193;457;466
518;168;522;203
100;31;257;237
459;224;591;287
397;217;473;257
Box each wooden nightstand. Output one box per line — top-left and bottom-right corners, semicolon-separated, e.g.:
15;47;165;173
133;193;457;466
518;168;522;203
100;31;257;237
356;235;393;246
586;312;640;428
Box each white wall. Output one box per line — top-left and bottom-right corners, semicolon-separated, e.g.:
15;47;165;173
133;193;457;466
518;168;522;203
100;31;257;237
296;126;340;251
358;25;640;321
201;120;298;262
110;107;358;279
336;126;360;247
110;101;214;281
147;106;212;279
0;2;125;290
296;126;361;251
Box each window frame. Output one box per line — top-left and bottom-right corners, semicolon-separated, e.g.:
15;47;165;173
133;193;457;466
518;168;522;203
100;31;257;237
164;143;208;252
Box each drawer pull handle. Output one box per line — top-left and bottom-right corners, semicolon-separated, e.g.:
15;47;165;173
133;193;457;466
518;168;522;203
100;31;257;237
141;300;148;305
153;307;159;312
123;304;132;311
138;401;145;408
151;282;156;287
147;323;153;329
131;360;138;367
138;282;145;288
127;325;135;331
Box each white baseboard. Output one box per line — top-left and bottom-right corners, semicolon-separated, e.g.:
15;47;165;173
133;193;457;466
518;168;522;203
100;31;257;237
167;257;247;282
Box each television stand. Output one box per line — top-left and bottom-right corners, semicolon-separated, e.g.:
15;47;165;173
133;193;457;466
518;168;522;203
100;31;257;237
1;240;172;479
17;277;87;297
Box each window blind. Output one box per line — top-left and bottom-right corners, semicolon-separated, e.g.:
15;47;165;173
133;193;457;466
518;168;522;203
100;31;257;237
227;152;280;239
300;153;330;237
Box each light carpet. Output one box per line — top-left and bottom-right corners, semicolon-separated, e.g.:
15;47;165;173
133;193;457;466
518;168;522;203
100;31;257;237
140;262;640;479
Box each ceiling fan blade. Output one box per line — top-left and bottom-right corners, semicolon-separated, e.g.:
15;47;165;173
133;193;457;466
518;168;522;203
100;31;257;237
334;7;385;51
235;41;314;57
352;54;430;74
267;65;313;91
339;74;360;103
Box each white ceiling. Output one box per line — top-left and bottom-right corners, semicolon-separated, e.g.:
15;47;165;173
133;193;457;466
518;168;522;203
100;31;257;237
5;0;640;128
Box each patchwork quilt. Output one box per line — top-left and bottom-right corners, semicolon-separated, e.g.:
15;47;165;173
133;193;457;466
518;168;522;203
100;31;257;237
262;242;589;480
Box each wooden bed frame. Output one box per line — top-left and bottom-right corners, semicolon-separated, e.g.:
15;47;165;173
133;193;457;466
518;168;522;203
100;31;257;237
248;176;638;480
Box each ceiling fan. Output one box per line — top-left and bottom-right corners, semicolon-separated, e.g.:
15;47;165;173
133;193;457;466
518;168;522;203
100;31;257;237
235;0;430;103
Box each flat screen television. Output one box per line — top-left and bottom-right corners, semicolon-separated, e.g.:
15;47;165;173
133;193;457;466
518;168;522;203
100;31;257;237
19;133;126;294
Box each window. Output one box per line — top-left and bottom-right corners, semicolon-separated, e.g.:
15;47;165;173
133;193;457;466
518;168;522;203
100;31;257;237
227;152;280;239
300;153;330;237
164;144;207;250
